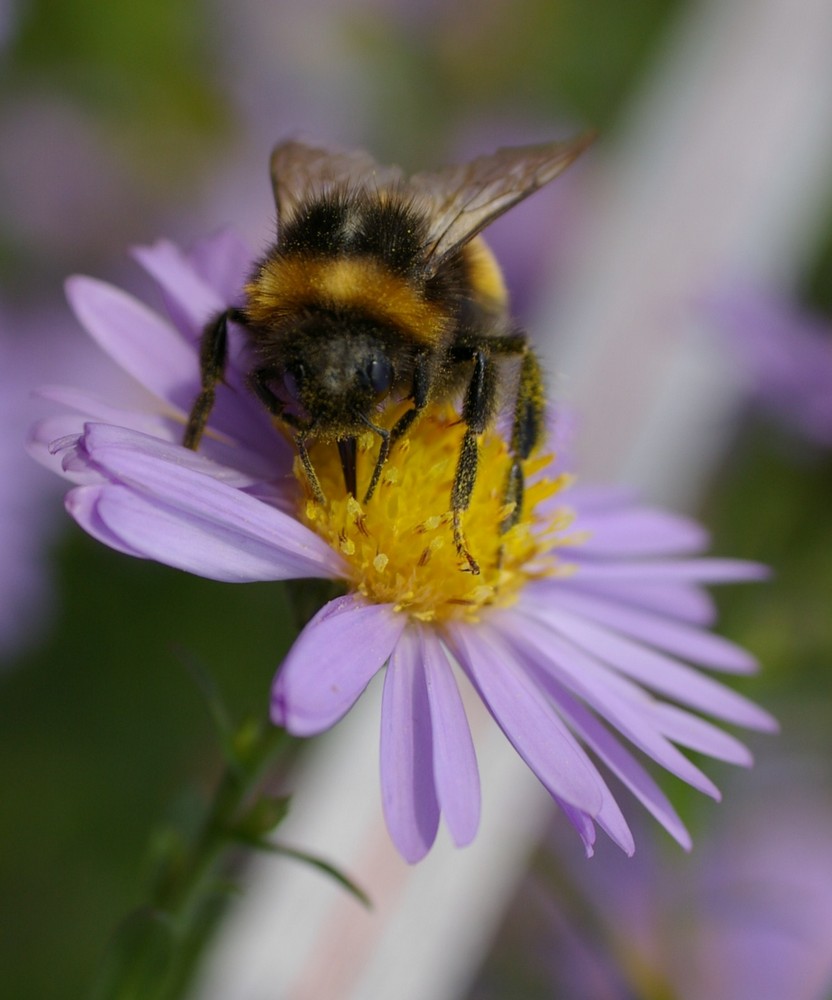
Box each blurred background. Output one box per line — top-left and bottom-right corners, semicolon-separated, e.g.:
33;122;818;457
2;1;832;998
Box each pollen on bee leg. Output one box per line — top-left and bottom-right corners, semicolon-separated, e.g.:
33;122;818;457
451;509;481;575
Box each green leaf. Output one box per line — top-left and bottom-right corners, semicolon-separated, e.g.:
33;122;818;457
256;841;373;909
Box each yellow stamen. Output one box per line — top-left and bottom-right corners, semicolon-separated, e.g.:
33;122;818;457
294;404;578;623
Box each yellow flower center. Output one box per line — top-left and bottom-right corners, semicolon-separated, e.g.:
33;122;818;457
295;404;579;623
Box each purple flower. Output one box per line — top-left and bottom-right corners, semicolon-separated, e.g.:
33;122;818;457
0;321;60;657
1;302;135;659
707;286;832;447
477;768;832;1000
32;231;775;862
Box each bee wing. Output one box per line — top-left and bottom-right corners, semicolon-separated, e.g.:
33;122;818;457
270;139;406;225
409;132;595;272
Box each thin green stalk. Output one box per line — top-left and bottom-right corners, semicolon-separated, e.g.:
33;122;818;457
90;722;297;1000
90;579;353;1000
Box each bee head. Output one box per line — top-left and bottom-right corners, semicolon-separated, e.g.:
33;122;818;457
279;315;395;434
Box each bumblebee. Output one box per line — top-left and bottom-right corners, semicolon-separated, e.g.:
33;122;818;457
184;134;593;572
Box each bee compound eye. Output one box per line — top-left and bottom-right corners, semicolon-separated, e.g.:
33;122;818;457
367;356;393;395
283;364;304;402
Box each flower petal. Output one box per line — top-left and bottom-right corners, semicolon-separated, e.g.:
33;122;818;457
187;228;252;305
381;628;440;863
556;777;635;857
37;384;176;436
537;584;757;672
131;238;227;340
85;483;331;582
530;602;776;731
649;703;753;765
64;485;147;558
563;578;716;626
549;684;692;849
570;558;769;583
65;275;274;451
71;428;341;576
575;506;709;557
421;629;480;848
30;415;102;481
65;276;198;413
447;622;605;817
271;596;406;735
556;801;597;858
81;421;280;488
502;609;722;798
589;786;634;857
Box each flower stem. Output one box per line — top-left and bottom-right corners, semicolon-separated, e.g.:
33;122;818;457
90;578;347;1000
156;722;292;914
90;722;298;1000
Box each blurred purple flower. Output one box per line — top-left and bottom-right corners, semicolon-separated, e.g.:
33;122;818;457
1;304;135;660
683;781;832;1000
0;323;58;658
0;1;16;50
478;767;832;1000
708;287;832;447
33;232;774;862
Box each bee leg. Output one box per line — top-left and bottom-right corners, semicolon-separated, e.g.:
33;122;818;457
184;311;230;449
361;421;391;503
468;331;545;532
451;347;499;575
249;367;326;504
391;351;430;445
363;351;430;503
501;344;545;532
452;433;481;574
295;433;326;505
